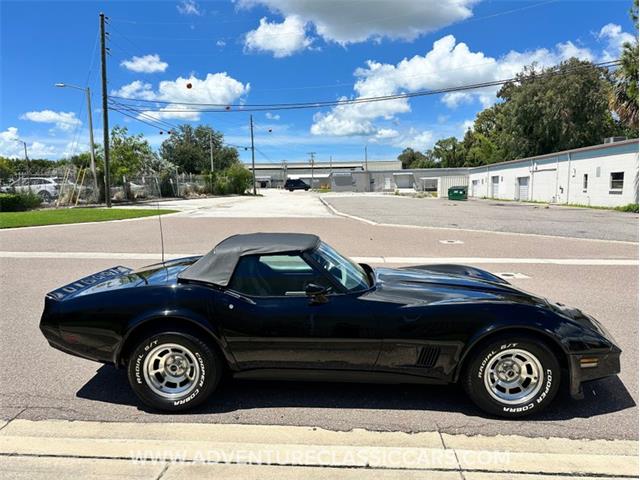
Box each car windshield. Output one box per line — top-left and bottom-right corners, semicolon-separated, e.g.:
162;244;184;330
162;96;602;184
308;242;370;292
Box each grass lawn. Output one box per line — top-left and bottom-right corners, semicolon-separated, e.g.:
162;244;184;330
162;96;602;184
0;208;178;229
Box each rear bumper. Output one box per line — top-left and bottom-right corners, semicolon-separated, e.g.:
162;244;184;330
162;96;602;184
568;347;621;399
40;322;113;365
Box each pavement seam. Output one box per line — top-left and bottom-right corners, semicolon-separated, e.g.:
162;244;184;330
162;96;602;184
155;462;170;480
0;408;27;433
0;452;636;478
319;197;639;245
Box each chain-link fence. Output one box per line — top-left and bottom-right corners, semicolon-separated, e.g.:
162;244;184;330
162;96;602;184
1;168;236;208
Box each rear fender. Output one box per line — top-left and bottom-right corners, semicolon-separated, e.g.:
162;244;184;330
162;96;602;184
115;308;234;368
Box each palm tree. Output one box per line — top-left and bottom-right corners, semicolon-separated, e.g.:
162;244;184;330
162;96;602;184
610;0;639;129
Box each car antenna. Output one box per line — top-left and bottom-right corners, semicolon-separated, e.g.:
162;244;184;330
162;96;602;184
156;200;165;265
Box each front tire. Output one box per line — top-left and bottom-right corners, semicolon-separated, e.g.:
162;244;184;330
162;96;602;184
127;331;221;412
462;335;560;418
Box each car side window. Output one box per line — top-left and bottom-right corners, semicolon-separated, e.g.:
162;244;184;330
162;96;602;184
228;254;331;297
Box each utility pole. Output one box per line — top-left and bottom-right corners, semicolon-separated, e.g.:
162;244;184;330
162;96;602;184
281;160;287;187
329;155;333;190
55;83;98;194
16;140;30;180
99;12;111;207
364;145;369;192
209;131;215;193
249;114;256;195
308;152;316;189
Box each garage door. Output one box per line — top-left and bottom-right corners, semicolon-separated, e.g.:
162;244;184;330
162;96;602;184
491;176;499;198
517;177;529;201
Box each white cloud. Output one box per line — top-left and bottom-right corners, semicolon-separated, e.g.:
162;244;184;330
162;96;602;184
374;128;399;139
21;110;82;131
0;127;57;158
265;112;280;120
598;23;636;61
111;80;156;100
216;40;227;47
120;54;168;73
310;31;606;138
177;0;202;16
111;73;250;121
245;15;312;57
238;0;476;45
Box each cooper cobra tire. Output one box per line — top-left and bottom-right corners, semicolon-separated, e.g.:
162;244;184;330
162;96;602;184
462;335;560;418
127;331;221;412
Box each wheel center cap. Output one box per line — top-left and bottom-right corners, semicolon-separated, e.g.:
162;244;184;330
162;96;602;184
165;355;187;377
496;360;520;382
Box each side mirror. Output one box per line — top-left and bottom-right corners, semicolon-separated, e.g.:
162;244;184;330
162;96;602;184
305;283;329;304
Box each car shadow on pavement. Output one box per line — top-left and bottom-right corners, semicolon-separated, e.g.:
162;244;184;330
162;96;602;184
76;365;636;421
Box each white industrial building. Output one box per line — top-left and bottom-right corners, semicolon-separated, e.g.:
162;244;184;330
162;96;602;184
245;139;638;207
468;139;639;207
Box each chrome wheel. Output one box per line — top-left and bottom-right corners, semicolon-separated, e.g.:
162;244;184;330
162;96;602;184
483;348;543;405
142;343;200;399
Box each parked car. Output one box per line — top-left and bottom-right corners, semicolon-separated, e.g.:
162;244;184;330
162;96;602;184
285;178;310;191
1;177;62;202
40;233;621;417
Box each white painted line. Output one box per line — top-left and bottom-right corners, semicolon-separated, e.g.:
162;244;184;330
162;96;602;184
319;197;639;245
0;251;637;266
439;240;464;245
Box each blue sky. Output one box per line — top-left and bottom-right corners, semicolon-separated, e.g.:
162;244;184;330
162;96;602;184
0;0;636;165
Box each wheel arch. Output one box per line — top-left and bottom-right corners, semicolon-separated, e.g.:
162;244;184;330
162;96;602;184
115;312;234;369
453;325;569;383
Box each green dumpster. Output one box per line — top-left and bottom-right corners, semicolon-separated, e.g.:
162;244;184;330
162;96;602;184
448;186;468;200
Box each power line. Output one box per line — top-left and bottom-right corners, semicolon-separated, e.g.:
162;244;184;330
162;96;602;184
107;59;621;113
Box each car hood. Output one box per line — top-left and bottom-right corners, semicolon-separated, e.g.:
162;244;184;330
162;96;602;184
368;266;545;307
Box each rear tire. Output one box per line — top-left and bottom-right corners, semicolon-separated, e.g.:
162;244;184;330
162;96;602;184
462;335;560;418
127;331;221;412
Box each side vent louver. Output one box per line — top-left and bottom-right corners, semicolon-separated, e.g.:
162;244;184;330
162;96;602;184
416;346;440;368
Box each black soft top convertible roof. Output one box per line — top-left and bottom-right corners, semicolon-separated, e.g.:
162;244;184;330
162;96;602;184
178;232;321;286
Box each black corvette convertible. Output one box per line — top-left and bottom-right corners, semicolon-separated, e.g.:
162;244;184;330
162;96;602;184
40;233;621;417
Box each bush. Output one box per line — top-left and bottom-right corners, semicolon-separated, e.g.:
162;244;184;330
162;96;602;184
615;203;639;213
226;164;253;194
0;192;42;212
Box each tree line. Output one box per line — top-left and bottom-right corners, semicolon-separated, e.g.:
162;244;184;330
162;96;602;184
399;3;638;169
1;124;244;180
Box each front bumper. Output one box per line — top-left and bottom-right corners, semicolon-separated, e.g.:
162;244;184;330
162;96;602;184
568;347;621;399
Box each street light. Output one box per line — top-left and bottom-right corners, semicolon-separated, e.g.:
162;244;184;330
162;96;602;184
55;83;99;197
15;139;30;179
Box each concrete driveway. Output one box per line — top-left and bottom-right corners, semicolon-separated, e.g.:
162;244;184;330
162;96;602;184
322;194;639;242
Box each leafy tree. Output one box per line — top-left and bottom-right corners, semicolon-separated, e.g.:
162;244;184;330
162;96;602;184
160;124;239;174
431;137;466;167
461;129;501;166
398;148;426;168
610;0;639;131
109;126;158;183
0;157;16;182
496;59;620;158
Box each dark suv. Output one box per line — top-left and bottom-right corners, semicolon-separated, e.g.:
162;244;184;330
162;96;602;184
285;178;310;191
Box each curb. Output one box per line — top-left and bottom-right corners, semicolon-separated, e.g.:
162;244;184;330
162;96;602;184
0;419;637;478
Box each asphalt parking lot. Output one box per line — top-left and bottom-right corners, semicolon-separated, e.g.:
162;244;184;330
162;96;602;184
322;194;639;242
0;190;637;441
